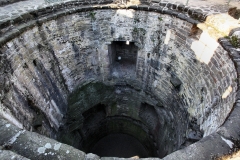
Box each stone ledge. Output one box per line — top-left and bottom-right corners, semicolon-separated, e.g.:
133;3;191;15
0;0;25;7
0;3;202;47
0;150;30;160
217;102;240;142
0;1;239;160
163;132;233;160
1;114;236;160
0;118;87;160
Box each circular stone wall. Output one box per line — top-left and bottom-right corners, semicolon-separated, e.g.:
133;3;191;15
0;0;239;159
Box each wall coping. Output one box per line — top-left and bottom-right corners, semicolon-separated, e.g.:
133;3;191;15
0;0;240;160
0;1;208;46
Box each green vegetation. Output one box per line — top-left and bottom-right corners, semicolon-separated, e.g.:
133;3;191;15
234;78;238;83
158;16;163;21
133;27;138;33
134;18;140;23
89;11;96;20
151;37;155;43
225;35;240;48
132;27;146;35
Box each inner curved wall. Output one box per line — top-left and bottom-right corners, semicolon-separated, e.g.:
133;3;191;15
0;7;237;158
62;81;181;157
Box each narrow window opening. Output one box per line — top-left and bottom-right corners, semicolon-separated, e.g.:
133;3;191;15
108;41;138;78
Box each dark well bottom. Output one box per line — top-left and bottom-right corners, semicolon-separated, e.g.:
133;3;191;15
89;133;149;158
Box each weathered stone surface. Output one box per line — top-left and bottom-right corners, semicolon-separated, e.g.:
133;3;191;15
0;0;239;160
0;150;30;160
0;7;234;157
101;158;161;160
0;118;86;160
217;102;240;141
163;133;233;160
170;76;182;90
0;119;21;145
85;153;100;160
0;0;23;6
